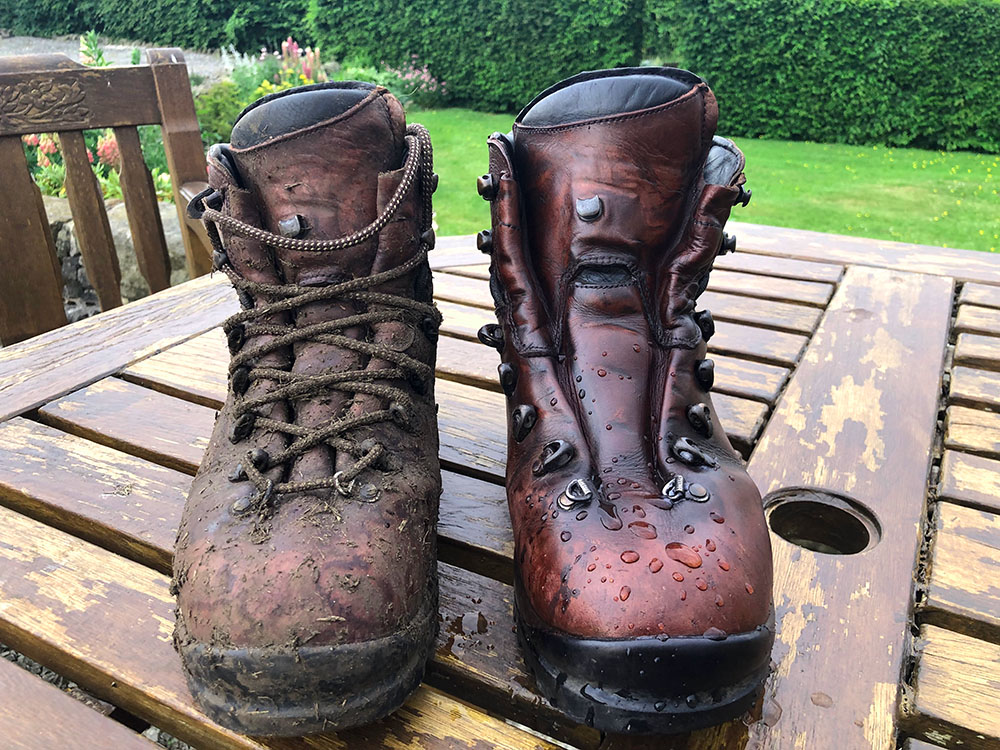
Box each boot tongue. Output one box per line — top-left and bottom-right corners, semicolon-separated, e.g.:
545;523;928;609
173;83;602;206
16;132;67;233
228;84;407;285
512;69;716;288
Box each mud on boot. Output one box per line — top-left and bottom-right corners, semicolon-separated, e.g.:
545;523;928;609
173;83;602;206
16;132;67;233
174;82;441;736
477;67;775;734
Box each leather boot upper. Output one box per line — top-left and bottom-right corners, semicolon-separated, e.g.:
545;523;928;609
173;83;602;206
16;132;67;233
482;68;772;640
174;84;441;650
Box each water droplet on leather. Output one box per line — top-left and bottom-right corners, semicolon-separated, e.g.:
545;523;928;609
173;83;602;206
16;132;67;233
575;375;582;383
680;590;687;600
576;510;588;521
619;585;631;601
715;594;725;607
541;512;548;522
621;550;640;564
686;695;697;708
561;530;572;542
632;505;646;518
598;499;623;531
718;559;730;571
672;572;684;582
684;524;695;534
710;512;725;524
696;579;708;591
587;563;597;572
550;397;558;406
628;521;657;539
649;558;663;573
705;539;717;552
654;701;666;712
703;626;727;641
606;424;612;430
666;542;702;568
597;369;607;377
601;576;607;583
578;389;586;398
633;344;641;352
608;492;621;501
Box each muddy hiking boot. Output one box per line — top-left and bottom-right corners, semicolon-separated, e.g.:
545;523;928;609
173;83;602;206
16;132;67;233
173;82;441;736
476;67;775;734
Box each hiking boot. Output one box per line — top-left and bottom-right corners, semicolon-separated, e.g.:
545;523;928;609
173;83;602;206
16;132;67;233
173;82;441;736
476;68;774;734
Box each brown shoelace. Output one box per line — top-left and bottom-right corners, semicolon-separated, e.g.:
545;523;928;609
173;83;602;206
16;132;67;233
201;123;439;518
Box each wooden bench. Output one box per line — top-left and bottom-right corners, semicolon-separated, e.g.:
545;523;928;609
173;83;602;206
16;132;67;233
0;228;998;748
0;49;212;346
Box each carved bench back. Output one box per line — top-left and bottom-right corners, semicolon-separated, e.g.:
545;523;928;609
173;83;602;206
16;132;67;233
0;49;211;345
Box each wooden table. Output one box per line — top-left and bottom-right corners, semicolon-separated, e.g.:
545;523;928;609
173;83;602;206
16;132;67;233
1;226;999;750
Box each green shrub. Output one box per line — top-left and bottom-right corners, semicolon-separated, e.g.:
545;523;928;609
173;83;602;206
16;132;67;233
304;0;644;112
654;0;1000;152
195;80;245;144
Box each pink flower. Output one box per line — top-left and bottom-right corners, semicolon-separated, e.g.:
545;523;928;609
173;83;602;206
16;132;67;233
86;148;94;163
38;154;51;168
96;133;120;169
38;134;58;155
21;133;40;147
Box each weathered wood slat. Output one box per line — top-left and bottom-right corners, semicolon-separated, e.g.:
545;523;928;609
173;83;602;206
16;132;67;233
0;67;162;136
0;135;68;344
116;327;770;461
125;325;790;407
953;332;1000;372
147;49;213;279
943;405;1000;459
902;740;948;750
37;377;211;474
955;304;1000;338
948;366;1000;411
0;503;562;750
959;282;1000;310
433;270;821;334
114;126;172;293
59;130;123;311
0;272;235;424
921;502;1000;644
903;625;1000;750
437;298;807;367
440;263;834;308
937;450;1000;514
0;656;157;750
30;385;516;581
713;250;844;283
726;219;1000;285
746;266;953;749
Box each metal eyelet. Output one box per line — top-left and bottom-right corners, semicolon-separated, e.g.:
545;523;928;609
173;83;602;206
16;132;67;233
532;439;575;476
478;323;504;351
333;471;356;497
511;404;537;442
226;323;246;353
695;359;715;390
477;173;498;201
686;403;713;438
558;478;595;510
476;230;493;254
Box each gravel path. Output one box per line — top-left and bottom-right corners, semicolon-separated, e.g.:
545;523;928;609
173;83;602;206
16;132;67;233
0;34;227;83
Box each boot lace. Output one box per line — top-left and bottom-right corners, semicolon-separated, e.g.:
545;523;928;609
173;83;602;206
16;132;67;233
199;123;439;518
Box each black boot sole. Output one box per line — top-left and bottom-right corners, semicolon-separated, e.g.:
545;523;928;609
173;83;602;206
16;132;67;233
175;584;438;736
514;584;774;735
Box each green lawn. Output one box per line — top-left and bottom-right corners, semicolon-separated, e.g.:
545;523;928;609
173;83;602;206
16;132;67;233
411;108;1000;253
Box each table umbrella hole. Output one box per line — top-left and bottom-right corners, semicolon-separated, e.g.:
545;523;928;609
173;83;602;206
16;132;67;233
764;488;881;555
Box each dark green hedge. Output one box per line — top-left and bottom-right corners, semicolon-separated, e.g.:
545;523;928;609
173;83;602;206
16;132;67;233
658;0;1000;152
304;0;645;112
2;0;997;151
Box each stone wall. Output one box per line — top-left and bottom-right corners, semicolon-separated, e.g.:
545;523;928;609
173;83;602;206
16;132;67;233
46;196;192;321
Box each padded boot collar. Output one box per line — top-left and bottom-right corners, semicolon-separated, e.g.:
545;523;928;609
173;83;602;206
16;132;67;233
516;67;705;128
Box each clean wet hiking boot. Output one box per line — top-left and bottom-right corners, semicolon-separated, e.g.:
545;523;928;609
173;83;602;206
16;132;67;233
475;67;774;734
174;82;441;736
